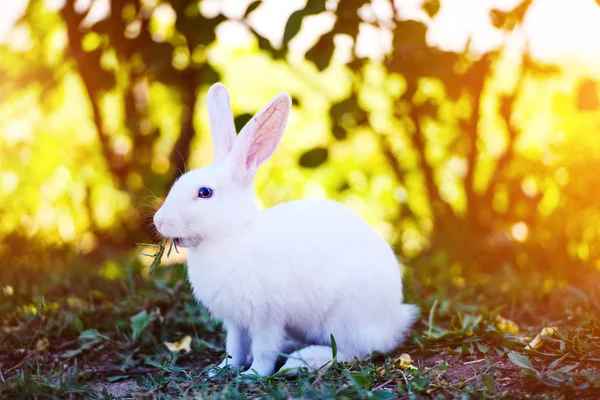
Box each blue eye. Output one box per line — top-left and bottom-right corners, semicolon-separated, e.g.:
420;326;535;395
197;187;214;199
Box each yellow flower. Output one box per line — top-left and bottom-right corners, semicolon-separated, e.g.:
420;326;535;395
525;327;557;351
452;277;466;289
396;353;417;370
496;315;520;335
3;286;14;296
164;335;192;354
22;304;38;315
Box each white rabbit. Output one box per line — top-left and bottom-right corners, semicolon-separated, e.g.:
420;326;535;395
153;83;419;376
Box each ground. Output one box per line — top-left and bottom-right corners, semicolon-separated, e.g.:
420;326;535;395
2;262;600;399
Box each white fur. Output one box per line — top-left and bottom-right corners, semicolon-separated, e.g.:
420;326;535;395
154;83;419;376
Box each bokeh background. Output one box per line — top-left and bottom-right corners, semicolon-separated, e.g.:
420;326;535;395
2;0;600;295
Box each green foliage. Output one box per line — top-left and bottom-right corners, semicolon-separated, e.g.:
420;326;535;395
130;310;152;342
3;265;600;398
422;0;441;18
283;0;327;47
1;0;599;288
0;368;96;399
299;147;328;168
508;352;534;370
306;31;336;72
490;0;533;30
233;113;253;133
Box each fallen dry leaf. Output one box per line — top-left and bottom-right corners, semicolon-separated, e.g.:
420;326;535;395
525;327;558;350
396;353;417;370
164;335;192;354
36;337;49;352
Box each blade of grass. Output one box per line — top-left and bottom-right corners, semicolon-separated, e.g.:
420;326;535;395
148;240;167;275
428;299;439;339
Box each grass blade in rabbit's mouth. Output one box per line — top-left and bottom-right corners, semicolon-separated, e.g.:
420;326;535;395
173;237;202;248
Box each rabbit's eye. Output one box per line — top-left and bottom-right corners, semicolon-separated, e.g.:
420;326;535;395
197;187;214;199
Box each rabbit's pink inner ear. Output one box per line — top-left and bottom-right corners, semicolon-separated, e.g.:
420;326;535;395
229;93;291;185
244;105;287;169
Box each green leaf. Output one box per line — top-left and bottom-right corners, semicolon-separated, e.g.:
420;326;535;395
332;125;347;140
130;310;151;341
144;357;164;369
176;14;226;50
489;0;532;31
422;0;440;18
305;31;335;71
345;371;371;391
61;348;83;359
476;342;489;354
299;147;328;168
508;352;535;371
520;368;538;380
202;63;222;85
283;10;305;46
106;375;129;382
305;0;326;14
281;0;326;47
80;329;109;342
244;1;262;18
330;333;337;359
553;365;577;374
548;354;567;370
329;93;363;129
251;29;286;59
372;391;397;399
74;316;83;333
234;113;253;132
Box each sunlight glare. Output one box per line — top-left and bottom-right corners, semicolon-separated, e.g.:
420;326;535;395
511;222;529;242
1;0;599;68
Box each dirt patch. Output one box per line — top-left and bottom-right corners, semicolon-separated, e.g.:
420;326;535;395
91;379;142;398
419;350;520;376
411;349;600;399
85;351;216;397
412;350;547;397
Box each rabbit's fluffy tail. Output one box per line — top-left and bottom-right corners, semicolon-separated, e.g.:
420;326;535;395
396;303;420;339
280;345;349;375
280;303;419;375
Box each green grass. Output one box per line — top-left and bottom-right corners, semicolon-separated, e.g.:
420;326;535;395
2;262;600;399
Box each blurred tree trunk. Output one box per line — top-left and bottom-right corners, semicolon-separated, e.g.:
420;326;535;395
58;0;210;259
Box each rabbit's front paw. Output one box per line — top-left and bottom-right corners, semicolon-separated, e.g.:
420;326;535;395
240;326;283;377
239;356;278;377
240;364;273;377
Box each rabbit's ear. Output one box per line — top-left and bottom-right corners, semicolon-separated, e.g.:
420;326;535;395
228;93;291;186
207;83;237;163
